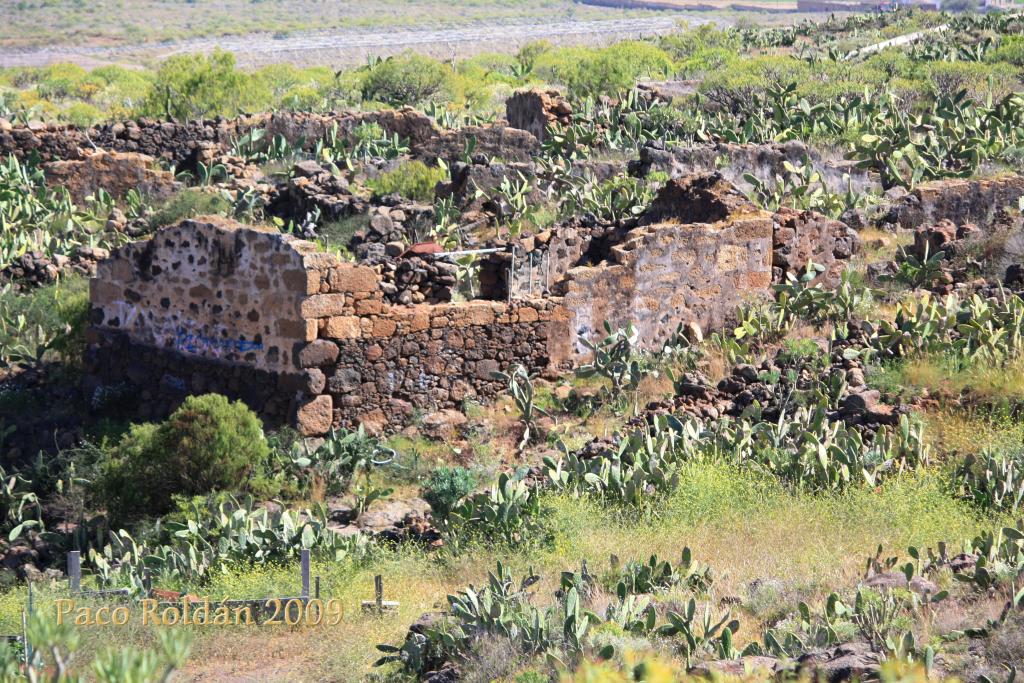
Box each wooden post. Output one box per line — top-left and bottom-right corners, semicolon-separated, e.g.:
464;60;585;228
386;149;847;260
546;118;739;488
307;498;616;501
301;550;310;599
361;574;398;612
68;551;81;593
315;576;321;601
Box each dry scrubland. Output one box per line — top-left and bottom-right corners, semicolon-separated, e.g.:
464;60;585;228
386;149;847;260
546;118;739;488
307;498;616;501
0;0;661;49
3;5;1024;683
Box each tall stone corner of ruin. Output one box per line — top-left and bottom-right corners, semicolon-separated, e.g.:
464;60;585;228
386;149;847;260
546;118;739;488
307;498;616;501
557;172;776;359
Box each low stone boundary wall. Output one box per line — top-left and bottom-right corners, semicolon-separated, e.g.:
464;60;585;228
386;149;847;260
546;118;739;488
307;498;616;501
631;141;873;194
889;175;1024;230
0;109;539;170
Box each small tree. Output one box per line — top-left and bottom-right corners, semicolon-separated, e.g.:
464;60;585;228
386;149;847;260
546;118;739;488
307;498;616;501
100;394;269;520
140;49;248;120
360;52;450;106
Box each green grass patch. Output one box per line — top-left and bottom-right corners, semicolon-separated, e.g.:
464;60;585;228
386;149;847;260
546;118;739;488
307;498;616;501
366;160;446;203
148;189;233;230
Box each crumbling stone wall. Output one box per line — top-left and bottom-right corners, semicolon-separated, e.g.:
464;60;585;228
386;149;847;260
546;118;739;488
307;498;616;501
475;223;589;301
477;174;856;311
42;150;180;204
0;109;540;171
505;89;573;143
889;175;1024;230
81;170;856;434
86;217;570;435
89;217;347;373
772;207;860;286
631;141;872;193
555;175;774;353
0;117;236;167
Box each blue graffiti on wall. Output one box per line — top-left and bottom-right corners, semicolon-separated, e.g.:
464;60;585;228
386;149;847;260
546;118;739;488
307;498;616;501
174;326;263;356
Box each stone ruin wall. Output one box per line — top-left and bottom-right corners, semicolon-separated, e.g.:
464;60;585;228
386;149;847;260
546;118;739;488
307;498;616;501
0;109;539;171
86;217;572;435
557;208;773;354
631;140;873;196
89;217;331;374
84;188;857;434
889;175;1024;231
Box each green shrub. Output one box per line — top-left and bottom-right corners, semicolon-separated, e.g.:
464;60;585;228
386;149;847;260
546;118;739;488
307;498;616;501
538;42;675;98
927;61;1020;102
100;394;270;520
149;188;232;229
658;24;741;61
366;160;446;202
58;102;102;128
139;49;248;120
360;53;450;106
422;466;477;519
988;35;1024;66
676;47;740;79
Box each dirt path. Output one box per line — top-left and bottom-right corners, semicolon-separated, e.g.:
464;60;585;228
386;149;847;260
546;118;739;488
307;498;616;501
0;15;721;69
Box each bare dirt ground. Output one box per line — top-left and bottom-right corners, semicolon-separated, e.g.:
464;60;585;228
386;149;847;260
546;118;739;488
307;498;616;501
0;15;725;69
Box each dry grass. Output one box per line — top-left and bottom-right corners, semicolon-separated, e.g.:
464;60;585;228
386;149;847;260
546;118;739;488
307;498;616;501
901;356;1024;402
0;464;986;681
0;0;659;49
922;405;1024;458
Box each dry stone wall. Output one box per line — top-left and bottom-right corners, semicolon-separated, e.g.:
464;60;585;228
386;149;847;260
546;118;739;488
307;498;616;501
0;109;540;172
555;175;774;353
888;175;1024;230
86;217;571;435
631;141;872;194
320;300;570;432
41;150;180;204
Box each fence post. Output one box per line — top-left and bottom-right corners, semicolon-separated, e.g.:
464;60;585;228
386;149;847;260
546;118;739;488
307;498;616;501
528;254;533;296
68;551;81;593
374;575;383;612
315;576;321;600
508;246;516;304
21;610;28;668
300;550;310;599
